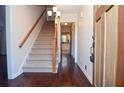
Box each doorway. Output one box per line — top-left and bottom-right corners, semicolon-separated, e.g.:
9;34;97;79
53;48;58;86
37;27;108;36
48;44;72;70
61;22;73;55
0;5;7;81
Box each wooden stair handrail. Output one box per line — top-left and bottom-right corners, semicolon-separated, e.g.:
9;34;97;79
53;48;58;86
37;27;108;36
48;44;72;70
19;9;46;48
52;23;58;72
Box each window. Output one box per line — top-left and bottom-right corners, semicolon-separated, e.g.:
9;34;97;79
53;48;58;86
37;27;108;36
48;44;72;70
62;33;70;43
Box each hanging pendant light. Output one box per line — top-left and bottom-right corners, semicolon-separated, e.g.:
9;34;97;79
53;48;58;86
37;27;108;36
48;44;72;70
47;5;61;19
47;11;52;16
53;6;57;12
56;11;61;17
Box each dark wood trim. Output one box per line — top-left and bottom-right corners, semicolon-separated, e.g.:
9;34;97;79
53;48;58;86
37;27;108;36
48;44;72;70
19;9;46;48
95;5;113;21
116;5;124;86
60;25;62;63
70;24;72;56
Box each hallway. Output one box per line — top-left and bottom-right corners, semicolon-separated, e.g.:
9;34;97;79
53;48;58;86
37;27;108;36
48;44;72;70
0;54;92;87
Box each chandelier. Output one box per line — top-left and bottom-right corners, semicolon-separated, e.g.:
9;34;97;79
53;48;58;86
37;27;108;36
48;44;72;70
47;6;61;18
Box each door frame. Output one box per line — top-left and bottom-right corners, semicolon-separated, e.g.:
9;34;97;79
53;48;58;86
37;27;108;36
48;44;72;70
60;22;73;61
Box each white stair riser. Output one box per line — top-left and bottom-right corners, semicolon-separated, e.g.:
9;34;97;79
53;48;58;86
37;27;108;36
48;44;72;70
23;68;58;73
36;39;53;41
26;60;52;64
36;37;53;40
35;40;53;42
32;47;52;50
34;41;53;44
30;50;58;55
29;54;52;59
41;27;54;29
40;31;55;34
27;56;58;61
28;54;58;59
30;50;52;54
38;37;53;40
38;34;54;36
23;63;58;73
23;62;54;67
36;39;53;42
38;33;54;35
32;45;53;48
42;29;54;31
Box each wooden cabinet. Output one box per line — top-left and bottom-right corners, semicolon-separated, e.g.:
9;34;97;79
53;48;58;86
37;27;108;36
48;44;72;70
94;5;124;87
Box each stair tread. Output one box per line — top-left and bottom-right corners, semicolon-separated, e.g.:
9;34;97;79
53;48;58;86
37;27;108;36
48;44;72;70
34;43;53;46
32;42;53;45
28;56;58;60
38;33;53;35
29;54;53;55
23;22;58;73
27;60;52;62
36;37;54;39
35;41;53;43
27;57;53;61
30;49;52;52
27;57;58;61
32;48;52;49
26;60;59;65
23;63;58;68
33;45;53;47
29;53;58;56
30;50;54;55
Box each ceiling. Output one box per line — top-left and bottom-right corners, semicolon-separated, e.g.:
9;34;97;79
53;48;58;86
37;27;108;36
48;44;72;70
56;5;81;14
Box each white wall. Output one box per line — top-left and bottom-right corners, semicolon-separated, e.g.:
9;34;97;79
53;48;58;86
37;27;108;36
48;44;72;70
77;6;93;84
60;13;78;62
6;5;46;79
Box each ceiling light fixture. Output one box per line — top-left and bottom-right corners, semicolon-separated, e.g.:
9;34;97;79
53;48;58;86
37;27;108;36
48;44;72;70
64;22;68;25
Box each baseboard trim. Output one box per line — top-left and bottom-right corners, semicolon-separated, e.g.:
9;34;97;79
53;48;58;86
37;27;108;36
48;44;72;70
77;62;93;84
9;69;23;79
71;55;75;63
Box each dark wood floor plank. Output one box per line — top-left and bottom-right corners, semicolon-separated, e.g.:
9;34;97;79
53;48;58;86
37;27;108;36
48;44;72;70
0;55;7;80
0;54;92;87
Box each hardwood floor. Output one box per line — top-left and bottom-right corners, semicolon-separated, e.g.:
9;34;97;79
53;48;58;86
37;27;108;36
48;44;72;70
0;54;92;87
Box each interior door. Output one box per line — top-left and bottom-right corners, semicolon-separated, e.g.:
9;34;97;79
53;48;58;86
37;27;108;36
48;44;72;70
94;15;105;87
104;6;118;87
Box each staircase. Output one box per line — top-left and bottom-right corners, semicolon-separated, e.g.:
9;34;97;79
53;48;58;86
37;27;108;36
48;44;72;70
23;21;58;73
